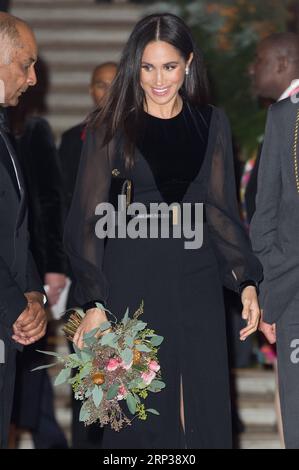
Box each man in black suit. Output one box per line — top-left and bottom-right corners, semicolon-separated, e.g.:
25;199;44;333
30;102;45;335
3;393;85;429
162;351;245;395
0;12;47;448
59;62;117;214
250;96;299;448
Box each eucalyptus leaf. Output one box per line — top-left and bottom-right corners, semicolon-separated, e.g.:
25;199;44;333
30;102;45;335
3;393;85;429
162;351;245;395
135;344;152;353
125;335;134;348
54;368;71;386
126;392;137;415
150;335;164;347
92;385;103;408
100;332;117;347
147;408;160;415
31;363;57;372
107;383;120;400
99;321;112;332
133;392;141;404
80;350;94;363
121;348;133;365
72;344;82;360
79;402;90;422
83;337;97;347
83;327;101;339
36;349;61;358
132;321;147;332
151;380;166;389
78;363;92;380
128;378;143;389
82;347;95;356
95;302;106;311
137;381;148;389
122;307;129;326
147;380;166;392
68;353;81;361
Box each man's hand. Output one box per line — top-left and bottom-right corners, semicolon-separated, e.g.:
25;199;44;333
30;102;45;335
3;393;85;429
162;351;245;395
258;310;276;344
12;291;47;345
44;273;67;306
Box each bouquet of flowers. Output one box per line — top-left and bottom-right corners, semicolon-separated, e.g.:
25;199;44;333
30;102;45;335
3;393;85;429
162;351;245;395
35;301;165;431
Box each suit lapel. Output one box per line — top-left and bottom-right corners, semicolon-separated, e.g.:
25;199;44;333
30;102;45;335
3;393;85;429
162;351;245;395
0;129;26;228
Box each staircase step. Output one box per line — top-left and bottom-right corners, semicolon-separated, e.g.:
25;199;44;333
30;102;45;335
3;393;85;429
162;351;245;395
11;0;144;139
48;93;92;109
240;432;282;449
34;28;132;44
235;368;276;395
12;3;142;21
39;48;121;66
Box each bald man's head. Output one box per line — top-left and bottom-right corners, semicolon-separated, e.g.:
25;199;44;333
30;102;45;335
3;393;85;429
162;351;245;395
0;13;37;106
249;32;299;101
89;62;117;106
0;13;29;64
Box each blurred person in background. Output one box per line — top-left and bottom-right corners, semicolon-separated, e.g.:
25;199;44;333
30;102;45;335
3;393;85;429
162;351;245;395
59;62;117;213
8;57;68;449
246;32;299;228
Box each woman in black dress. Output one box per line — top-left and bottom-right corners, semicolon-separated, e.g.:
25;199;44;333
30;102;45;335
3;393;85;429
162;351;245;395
64;13;263;449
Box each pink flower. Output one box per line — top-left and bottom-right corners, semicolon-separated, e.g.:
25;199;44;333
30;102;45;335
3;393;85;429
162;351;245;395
117;385;128;401
149;360;160;373
106;357;122;372
141;370;156;385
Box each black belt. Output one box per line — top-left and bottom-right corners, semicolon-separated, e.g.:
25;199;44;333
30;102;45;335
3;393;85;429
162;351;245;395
113;203;207;225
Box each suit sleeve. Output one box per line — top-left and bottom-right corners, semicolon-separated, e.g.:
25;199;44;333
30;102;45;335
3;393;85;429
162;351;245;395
63;127;113;307
0;255;27;328
31;119;67;275
25;248;45;295
250;106;281;310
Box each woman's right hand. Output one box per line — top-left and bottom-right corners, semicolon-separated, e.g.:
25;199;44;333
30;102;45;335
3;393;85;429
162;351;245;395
73;308;109;349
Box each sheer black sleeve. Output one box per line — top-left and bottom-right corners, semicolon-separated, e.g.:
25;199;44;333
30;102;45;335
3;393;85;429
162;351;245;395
63;126;115;307
205;108;263;292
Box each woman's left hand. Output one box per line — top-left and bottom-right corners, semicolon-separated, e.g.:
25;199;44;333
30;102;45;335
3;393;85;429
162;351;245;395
239;285;261;341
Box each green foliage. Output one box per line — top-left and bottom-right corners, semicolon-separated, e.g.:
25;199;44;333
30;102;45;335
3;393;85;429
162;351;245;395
36;301;165;430
126;392;137;414
92;385;103;407
54;367;71;386
107;383;120;400
153;0;291;155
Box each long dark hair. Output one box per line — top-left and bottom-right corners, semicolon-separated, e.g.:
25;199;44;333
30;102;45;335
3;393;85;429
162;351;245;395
91;13;210;168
